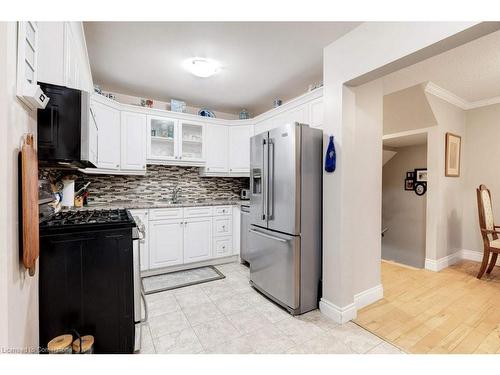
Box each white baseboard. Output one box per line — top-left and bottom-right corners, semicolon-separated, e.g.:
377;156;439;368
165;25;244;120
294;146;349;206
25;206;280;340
424;251;461;272
424;249;500;272
319;298;357;324
461;249;500;266
354;284;384;310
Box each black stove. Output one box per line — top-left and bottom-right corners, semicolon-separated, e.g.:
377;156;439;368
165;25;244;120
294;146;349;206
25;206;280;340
40;209;136;234
39;207;138;353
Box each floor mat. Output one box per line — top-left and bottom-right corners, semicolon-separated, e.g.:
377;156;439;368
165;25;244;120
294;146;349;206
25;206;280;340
142;266;225;295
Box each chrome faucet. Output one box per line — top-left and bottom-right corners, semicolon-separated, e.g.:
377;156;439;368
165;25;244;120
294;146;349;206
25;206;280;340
171;185;181;203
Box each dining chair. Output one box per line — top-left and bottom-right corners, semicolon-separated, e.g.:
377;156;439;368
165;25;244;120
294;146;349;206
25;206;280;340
476;184;500;279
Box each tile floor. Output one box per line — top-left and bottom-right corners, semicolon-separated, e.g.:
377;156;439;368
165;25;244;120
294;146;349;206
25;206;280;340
140;261;404;354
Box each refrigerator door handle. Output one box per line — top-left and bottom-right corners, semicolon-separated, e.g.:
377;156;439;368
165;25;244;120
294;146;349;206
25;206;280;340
268;138;275;220
262;138;268;220
249;228;287;243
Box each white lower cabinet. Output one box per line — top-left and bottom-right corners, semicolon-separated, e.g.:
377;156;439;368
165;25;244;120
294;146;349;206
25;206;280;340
183;217;212;263
232;206;241;255
213;216;232;237
213;237;233;258
144;205;241;271
149;219;184;268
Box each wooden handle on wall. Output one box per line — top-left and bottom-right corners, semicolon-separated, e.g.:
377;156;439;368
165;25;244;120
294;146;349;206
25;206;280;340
21;133;39;276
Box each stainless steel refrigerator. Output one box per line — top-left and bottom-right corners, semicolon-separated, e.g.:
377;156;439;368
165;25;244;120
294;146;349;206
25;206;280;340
248;122;322;315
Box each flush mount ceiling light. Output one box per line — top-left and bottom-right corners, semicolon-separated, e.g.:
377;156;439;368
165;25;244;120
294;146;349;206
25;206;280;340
182;57;220;78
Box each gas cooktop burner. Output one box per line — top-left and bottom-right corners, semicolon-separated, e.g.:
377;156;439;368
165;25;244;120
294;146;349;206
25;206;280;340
40;209;135;233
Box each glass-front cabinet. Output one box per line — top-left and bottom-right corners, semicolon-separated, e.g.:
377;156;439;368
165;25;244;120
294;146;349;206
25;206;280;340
147;115;178;160
147;115;205;164
180;120;205;162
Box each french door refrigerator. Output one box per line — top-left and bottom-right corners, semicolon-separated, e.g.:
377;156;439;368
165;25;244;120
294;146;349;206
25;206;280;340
248;122;322;315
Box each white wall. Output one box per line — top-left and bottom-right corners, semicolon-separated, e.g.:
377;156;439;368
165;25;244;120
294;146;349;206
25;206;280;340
462;103;500;254
382;144;428;268
321;22;481;322
0;22;39;352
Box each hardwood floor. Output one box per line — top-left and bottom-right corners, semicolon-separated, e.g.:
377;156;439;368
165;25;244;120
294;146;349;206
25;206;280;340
355;260;500;353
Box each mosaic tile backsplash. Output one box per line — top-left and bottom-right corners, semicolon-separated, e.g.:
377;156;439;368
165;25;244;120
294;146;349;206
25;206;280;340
39;165;249;205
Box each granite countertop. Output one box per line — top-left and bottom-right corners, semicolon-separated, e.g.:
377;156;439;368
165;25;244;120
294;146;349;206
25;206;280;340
64;199;250;211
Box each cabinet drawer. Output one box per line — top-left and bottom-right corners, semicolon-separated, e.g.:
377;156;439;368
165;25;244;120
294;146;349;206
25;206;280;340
213;236;233;258
183;206;213;218
149;208;183;221
213;216;232;237
213;205;232;216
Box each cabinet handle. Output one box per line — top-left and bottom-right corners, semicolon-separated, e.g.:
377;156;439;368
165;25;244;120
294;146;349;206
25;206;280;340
175;156;178;159
116;164;119;168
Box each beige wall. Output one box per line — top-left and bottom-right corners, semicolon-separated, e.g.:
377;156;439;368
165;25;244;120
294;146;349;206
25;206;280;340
100;90;239;120
425;95;466;260
321;22;480;322
383;84;437;135
382;144;427;268
462;103;500;253
0;22;39;352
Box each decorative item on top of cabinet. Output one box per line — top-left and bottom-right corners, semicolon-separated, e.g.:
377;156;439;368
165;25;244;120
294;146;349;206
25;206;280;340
239;109;250;119
171;99;186;113
198;108;216;118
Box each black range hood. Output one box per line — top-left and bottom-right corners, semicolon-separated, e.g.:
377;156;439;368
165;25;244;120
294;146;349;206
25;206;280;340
37;82;97;169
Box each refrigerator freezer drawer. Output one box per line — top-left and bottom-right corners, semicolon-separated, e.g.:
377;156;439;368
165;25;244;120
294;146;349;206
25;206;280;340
248;225;300;310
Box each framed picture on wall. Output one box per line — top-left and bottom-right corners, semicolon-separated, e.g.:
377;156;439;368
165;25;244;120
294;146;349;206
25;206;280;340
445;132;461;177
406;171;414;179
414;168;427;182
405;178;414;191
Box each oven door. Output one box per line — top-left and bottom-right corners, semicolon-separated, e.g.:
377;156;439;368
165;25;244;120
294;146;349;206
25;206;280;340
132;227;142;352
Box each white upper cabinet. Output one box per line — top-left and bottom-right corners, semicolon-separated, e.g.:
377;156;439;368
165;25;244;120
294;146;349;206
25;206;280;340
147;116;205;166
86;105;99;166
121;112;147;171
309;97;324;128
92;100;121;170
179;120;205;163
228;125;253;174
286;103;309;125
38;22;93;92
204;124;228;174
147;115;178;161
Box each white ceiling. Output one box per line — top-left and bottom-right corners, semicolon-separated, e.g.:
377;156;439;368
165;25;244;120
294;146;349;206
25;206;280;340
382;29;500;102
83;22;360;115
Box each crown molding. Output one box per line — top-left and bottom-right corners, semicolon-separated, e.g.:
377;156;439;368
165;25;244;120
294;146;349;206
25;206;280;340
424;82;500;110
